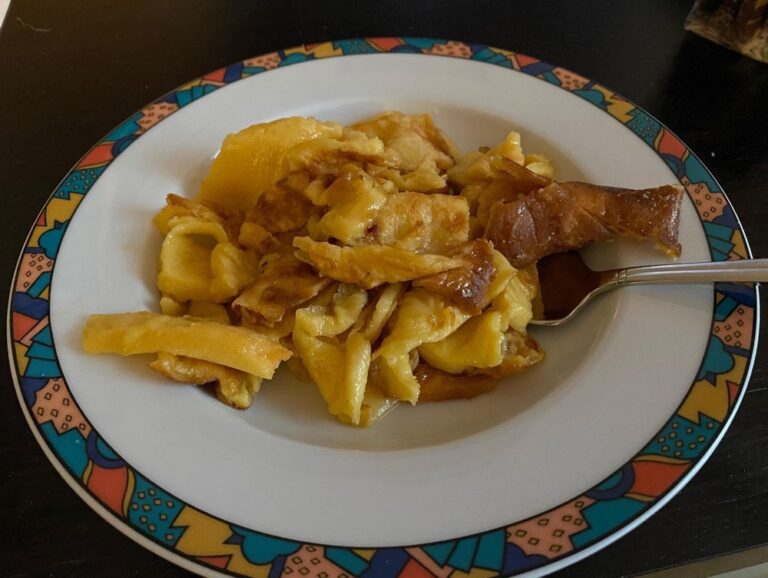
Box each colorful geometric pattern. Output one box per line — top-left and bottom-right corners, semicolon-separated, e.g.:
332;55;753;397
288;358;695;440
8;38;759;577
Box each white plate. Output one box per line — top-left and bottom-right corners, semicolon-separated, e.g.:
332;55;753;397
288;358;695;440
9;38;760;577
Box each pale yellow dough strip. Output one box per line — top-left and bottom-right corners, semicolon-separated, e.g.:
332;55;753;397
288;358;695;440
83;312;291;379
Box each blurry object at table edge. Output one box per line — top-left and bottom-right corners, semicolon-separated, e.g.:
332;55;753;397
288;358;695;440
685;0;768;63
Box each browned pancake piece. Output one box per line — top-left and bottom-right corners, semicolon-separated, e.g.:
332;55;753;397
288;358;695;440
485;182;683;267
496;157;552;192
413;239;496;314
476;159;553;226
157;193;243;242
414;362;500;402
149;352;259;409
245;174;317;234
233;253;332;326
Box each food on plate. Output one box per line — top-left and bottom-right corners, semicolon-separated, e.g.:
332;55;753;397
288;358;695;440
412;239;502;314
485;181;683;268
83;112;681;427
293;236;465;288
232;253;332;325
197;117;341;212
82;312;291;378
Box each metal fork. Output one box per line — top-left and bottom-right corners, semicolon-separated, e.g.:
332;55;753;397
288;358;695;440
530;258;768;327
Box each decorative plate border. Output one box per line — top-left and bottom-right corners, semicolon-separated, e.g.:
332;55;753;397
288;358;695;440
8;38;759;577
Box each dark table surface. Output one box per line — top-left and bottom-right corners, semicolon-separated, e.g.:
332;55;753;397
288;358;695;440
2;1;767;577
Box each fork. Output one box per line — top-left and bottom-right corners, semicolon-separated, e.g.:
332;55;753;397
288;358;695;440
530;253;768;327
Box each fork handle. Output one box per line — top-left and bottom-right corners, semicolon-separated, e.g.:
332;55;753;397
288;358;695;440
617;258;768;285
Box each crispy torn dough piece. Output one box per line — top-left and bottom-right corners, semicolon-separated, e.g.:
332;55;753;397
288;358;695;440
476;160;552;226
420;255;538;374
293;237;464;289
415;363;499;402
448;132;527;188
157;216;260;303
295;329;371;426
375;192;470;253
473;331;544;378
485;182;684;268
494;157;552;192
352;112;456;193
241;311;296;342
351;111;457;171
196;117;342;213
245;173;318;234
350;283;405;343
524;154;555;180
312;166;388;245
154;194;242;242
233;252;332;326
149;352;261;409
286;130;386;177
490;269;536;334
419;311;506;374
83;312;291;378
293;285;370;424
417;331;544;402
373;289;471;404
413;239;497;314
238;222;279;254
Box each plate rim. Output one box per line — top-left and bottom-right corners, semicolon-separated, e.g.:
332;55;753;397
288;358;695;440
7;37;760;578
